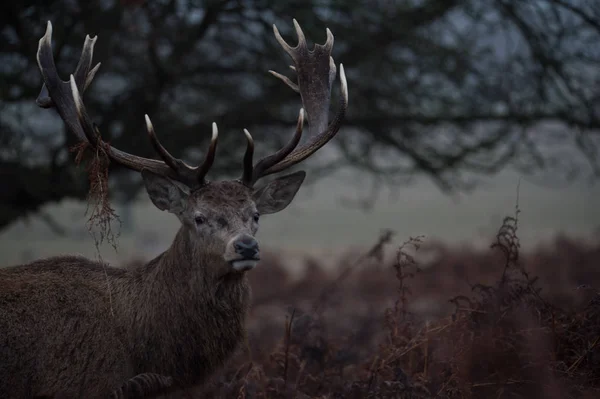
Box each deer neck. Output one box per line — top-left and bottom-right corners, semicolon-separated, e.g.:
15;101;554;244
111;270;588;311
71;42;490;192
120;227;251;381
129;227;249;312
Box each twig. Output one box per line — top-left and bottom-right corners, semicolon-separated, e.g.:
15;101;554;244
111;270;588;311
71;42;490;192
566;335;600;373
312;229;395;314
472;379;533;387
283;308;296;384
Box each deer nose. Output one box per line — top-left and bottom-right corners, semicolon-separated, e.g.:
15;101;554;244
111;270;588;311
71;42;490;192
233;235;259;259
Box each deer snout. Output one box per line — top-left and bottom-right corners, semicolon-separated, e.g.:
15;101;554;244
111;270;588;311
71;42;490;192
226;234;260;272
234;235;259;260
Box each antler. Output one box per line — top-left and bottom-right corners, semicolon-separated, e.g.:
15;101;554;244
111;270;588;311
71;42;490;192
240;19;348;186
36;21;218;189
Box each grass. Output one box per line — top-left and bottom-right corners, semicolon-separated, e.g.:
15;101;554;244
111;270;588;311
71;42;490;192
121;209;600;398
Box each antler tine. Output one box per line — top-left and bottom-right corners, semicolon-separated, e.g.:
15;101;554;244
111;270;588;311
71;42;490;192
241;129;255;185
272;24;295;58
145;114;219;185
292;19;308;50
268;70;299;93
272;18;309;61
250;108;304;184
144;114;181;171
322;28;334;52
38;21;216;189
196;123;219;184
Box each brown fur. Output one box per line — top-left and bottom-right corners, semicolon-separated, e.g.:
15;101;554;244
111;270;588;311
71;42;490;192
198;181;254;207
0;181;258;398
14;16;343;397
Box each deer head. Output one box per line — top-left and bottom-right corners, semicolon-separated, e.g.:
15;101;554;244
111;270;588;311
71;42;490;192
36;19;348;272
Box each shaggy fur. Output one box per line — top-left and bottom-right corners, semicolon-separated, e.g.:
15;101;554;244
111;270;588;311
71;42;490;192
0;176;307;398
0;234;250;398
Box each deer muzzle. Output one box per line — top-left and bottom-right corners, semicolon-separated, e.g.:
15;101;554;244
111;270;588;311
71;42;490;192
226;234;260;272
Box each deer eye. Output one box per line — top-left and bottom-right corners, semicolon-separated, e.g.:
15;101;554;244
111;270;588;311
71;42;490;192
253;212;260;223
195;215;206;225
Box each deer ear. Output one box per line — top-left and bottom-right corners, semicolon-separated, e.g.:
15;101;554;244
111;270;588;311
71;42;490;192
253;171;306;215
141;169;189;215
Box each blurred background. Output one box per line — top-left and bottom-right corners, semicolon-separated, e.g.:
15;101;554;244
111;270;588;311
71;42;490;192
1;0;598;266
2;1;600;397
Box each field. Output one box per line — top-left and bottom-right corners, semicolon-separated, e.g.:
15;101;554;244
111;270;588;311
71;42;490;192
119;212;600;398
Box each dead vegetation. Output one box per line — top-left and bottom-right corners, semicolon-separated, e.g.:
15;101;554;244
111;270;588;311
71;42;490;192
70;139;121;252
139;210;600;398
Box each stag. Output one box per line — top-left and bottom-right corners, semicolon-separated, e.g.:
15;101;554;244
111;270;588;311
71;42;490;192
0;19;347;398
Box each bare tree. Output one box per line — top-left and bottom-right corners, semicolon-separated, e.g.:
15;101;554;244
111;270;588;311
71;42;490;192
1;0;599;230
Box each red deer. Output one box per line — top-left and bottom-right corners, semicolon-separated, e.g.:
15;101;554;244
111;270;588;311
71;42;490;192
0;19;347;398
